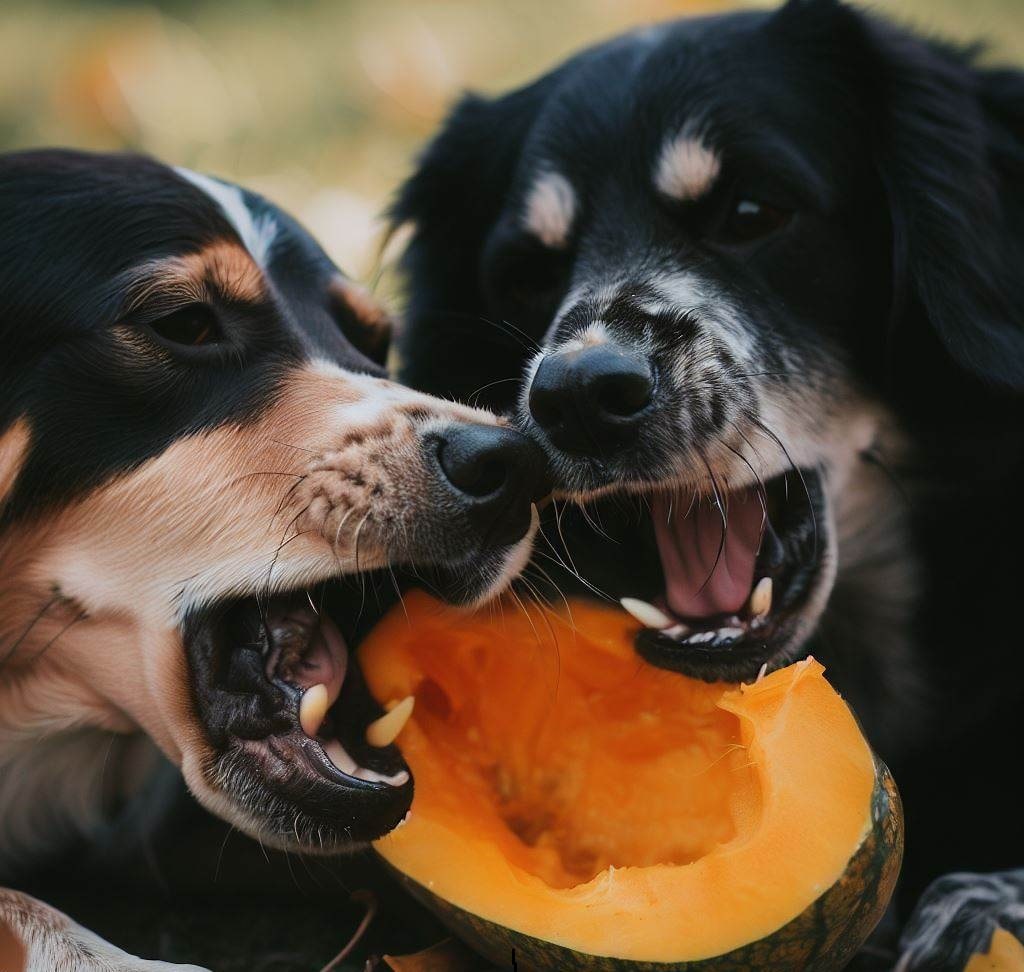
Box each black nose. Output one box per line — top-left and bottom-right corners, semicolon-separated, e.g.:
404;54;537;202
528;344;654;455
435;425;550;547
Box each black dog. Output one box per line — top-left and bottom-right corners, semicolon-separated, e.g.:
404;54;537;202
393;0;1024;965
0;149;546;970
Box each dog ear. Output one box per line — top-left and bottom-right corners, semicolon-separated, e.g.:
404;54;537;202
327;277;392;367
864;20;1024;392
390;82;551;401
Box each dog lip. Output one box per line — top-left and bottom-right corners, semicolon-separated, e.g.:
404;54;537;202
184;584;414;840
549;468;827;683
261;600;412;788
628;469;827;680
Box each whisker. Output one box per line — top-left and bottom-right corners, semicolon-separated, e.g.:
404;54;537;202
28;608;88;665
696;449;728;596
752;418;818;555
0;593;61;669
467;376;522;406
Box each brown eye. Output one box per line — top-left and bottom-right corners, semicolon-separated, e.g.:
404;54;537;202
148;304;222;346
719;198;792;245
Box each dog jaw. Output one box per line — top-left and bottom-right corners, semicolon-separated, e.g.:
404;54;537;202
0;359;537;856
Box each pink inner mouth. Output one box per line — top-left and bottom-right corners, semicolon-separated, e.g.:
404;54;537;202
651;486;765;618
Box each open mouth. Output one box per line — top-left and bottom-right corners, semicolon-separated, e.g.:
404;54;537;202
185;581;415;847
536;469;829;682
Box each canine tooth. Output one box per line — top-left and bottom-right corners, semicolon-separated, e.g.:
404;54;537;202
664;623;691;640
366;696;415;748
299;684;330;737
757;662;769;683
620;598;673;629
749;577;773;617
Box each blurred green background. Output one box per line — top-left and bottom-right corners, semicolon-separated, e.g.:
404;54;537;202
3;0;1023;289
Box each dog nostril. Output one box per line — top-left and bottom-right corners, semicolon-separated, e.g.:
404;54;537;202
528;385;563;431
437;426;511;499
593;368;653;417
529;353;578;432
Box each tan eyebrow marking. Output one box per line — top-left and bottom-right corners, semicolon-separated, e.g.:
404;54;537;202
654;128;722;202
522;171;577;249
122;240;268;314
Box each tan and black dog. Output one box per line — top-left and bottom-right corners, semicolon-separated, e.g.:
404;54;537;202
0;149;548;971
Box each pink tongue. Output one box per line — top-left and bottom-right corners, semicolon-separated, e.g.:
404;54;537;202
652;487;765;618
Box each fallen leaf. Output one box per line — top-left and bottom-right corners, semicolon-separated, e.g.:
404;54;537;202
383;938;482;972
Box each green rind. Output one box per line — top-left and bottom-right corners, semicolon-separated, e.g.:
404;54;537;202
385;758;903;972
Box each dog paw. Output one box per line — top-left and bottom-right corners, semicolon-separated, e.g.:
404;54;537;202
894;869;1024;971
37;924;211;972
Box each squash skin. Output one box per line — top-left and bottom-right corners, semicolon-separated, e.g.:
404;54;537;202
384;758;902;972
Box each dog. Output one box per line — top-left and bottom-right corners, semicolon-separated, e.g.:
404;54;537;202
392;1;1024;965
0;148;549;971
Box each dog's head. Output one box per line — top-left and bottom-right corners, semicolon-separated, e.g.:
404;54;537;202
0;150;549;854
394;1;1024;687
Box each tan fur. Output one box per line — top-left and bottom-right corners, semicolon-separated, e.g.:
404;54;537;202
0;358;502;853
122;241;267;315
523;171;577;249
329;277;393;361
654;128;722;202
1;909;27;972
0;419;30;509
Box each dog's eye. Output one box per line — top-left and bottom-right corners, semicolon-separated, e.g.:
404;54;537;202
147;304;222;347
718;198;792;244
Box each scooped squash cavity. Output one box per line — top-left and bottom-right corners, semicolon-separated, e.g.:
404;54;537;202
360;592;903;971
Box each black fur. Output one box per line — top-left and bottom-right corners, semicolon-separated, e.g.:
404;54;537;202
393;0;1024;957
0;149;382;525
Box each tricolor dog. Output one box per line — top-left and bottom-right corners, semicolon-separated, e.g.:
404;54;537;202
0;149;547;971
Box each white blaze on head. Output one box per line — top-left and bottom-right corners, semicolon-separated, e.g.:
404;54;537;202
522;171;577;249
175;167;278;267
654;127;722;203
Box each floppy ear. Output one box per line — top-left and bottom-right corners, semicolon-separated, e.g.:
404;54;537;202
863;17;1024;392
390;80;552;403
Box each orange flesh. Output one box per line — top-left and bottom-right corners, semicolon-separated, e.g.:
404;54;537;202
964;929;1024;972
363;592;876;962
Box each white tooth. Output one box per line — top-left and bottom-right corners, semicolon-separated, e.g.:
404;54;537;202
323;740;409;787
299;684;330;737
688;631;717;644
715;627;745;641
324;739;358;775
366;696;415;748
353;766;410;787
664;623;691;640
749;577;773;617
620;598;673;629
756;662;769;683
